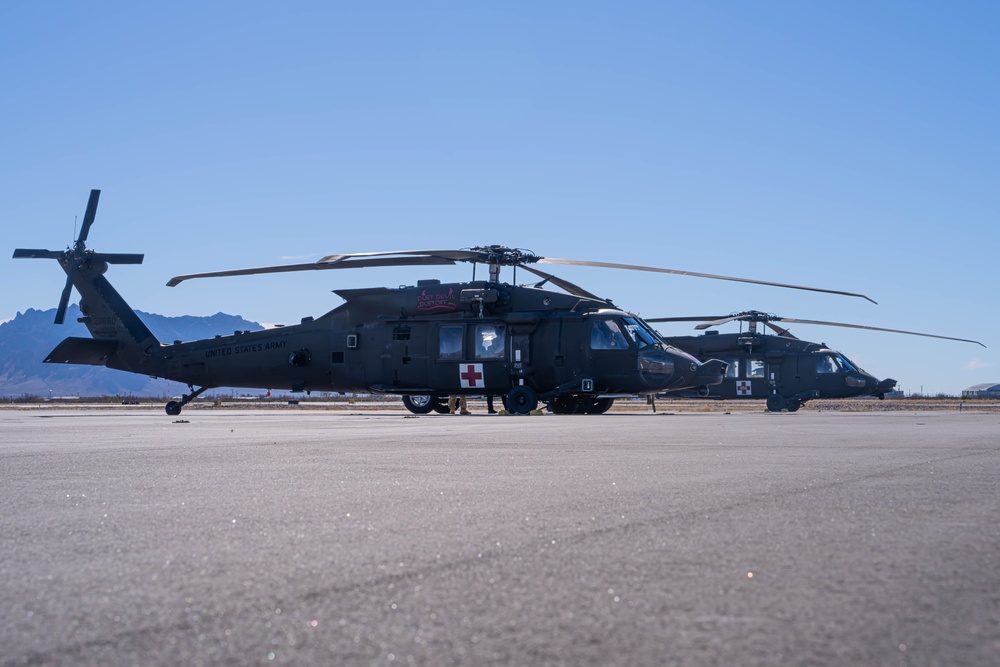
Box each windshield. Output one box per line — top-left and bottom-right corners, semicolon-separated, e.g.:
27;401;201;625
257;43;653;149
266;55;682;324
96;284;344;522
817;352;860;374
835;353;858;372
621;317;659;349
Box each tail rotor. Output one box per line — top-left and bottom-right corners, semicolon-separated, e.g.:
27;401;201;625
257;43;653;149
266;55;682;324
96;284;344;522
12;189;144;324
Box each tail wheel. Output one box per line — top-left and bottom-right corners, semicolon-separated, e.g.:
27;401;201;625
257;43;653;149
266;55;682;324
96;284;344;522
165;401;183;416
506;386;538;415
402;395;438;414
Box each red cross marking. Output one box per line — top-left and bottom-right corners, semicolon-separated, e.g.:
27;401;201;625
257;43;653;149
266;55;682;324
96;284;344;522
460;364;484;388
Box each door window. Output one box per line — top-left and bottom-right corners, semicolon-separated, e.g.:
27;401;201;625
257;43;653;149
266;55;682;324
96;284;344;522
439;325;463;360
475;324;506;359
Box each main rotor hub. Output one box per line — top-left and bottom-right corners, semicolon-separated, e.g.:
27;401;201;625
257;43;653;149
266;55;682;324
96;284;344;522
734;310;779;322
465;246;542;284
466;246;542;266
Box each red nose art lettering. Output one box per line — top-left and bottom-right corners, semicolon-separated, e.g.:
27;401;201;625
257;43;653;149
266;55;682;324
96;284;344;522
417;287;458;312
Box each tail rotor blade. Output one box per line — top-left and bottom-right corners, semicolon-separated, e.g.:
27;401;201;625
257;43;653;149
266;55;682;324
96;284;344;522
13;249;65;260
77;189;101;244
54;269;76;325
92;252;144;264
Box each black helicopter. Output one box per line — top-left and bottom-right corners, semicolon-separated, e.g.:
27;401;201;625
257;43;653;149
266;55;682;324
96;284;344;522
649;311;985;412
15;190;877;416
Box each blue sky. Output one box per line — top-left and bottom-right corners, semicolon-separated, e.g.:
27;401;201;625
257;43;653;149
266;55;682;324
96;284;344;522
3;1;997;395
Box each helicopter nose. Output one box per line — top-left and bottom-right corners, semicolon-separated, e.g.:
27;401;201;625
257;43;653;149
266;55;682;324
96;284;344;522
878;378;898;392
844;372;869;389
637;348;677;386
692;359;727;388
638;347;718;391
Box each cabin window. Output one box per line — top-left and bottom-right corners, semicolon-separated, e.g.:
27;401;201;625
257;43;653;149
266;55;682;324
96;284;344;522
722;356;739;378
746;357;765;378
474;324;506;360
393;326;411;341
591;319;629;350
439;325;463;359
816;354;839;374
621;317;658;349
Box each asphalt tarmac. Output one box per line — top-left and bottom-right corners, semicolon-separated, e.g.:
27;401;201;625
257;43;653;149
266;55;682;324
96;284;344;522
1;407;998;666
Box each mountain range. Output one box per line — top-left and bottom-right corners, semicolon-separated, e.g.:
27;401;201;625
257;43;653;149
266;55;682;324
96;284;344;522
0;306;263;398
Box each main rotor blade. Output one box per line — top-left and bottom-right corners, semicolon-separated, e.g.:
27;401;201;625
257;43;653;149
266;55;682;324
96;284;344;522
168;255;456;286
77;189;101;244
762;321;797;339
692;315;748;329
645;316;731;324
517;265;603;301
537;258;878;304
769;317;986;347
318;249;487;264
13;248;65;259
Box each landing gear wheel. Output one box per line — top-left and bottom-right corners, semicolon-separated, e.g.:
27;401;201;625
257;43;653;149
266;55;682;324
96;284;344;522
432;401;451;414
586;397;614;414
786;400;802;413
765;394;787;412
402;395;438;414
549;396;580;414
506;386;538;415
165;401;183;416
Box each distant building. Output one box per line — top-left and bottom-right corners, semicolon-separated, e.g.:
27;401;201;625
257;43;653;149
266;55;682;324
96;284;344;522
962;383;1000;398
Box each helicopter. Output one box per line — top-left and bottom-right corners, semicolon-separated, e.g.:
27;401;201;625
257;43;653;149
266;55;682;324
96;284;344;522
14;190;878;417
648;310;985;412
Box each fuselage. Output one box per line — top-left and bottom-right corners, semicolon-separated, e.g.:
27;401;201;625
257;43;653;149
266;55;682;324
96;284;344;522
152;280;724;399
662;331;895;404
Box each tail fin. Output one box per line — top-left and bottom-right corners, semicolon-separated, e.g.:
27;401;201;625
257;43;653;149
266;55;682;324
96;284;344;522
13;189;161;372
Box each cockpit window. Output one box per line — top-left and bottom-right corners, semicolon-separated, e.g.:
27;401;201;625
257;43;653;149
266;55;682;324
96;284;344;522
816;354;840;374
621;317;659;349
591;319;629;350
